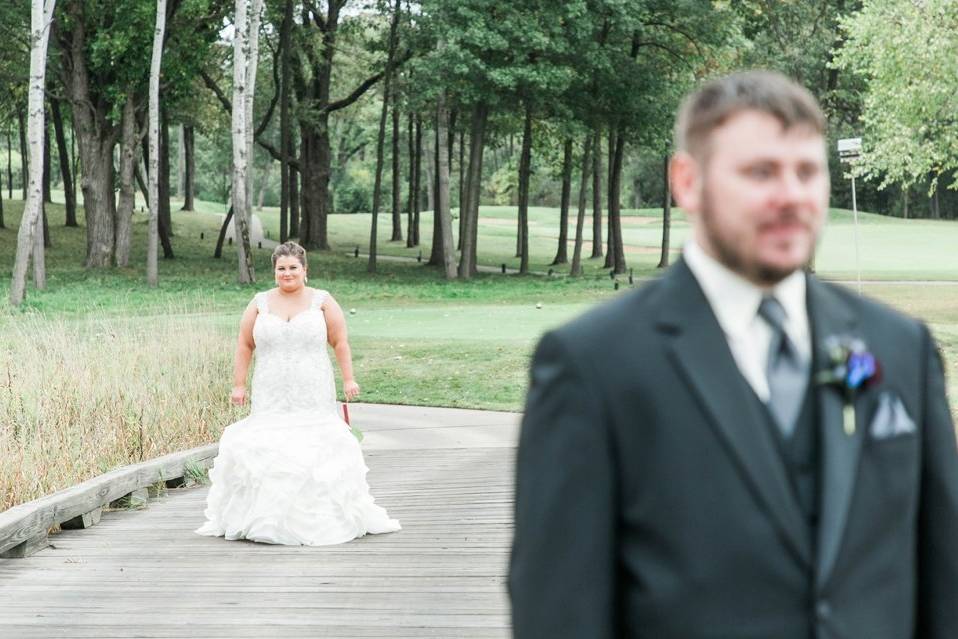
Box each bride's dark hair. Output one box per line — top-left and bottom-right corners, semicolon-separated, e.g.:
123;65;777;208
271;241;308;267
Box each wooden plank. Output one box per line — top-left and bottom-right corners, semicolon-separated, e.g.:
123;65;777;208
0;444;218;556
0;445;516;637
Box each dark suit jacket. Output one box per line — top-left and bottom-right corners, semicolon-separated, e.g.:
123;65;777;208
509;260;958;639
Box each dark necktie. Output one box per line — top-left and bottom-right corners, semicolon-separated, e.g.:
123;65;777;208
757;296;807;438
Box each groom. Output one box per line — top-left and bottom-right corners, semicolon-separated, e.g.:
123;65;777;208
510;71;958;639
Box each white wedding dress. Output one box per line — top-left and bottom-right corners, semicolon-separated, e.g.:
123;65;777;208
196;288;400;545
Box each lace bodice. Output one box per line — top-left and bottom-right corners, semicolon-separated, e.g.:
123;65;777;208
250;288;337;417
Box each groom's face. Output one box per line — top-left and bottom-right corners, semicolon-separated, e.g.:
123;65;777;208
672;109;829;286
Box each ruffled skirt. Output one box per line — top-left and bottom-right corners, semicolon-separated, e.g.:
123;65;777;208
195;409;400;546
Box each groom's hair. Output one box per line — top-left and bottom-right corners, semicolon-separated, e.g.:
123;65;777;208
675;70;825;161
271;241;308;267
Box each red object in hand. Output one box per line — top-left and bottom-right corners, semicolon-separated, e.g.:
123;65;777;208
342;402;350;426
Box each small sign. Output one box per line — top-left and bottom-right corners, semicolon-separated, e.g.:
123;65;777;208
838;137;862;162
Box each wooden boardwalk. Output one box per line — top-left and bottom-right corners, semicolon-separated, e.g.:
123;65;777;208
0;405;520;638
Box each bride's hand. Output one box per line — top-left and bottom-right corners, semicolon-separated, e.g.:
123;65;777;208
230;385;247;405
343;380;360;402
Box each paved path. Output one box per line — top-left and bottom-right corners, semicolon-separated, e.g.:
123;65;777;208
0;404;521;638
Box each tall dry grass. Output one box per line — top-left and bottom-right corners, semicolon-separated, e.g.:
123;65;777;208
0;312;244;512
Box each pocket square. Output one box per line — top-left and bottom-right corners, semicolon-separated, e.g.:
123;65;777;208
869;392;916;439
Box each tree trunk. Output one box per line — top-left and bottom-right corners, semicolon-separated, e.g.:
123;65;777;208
50;96;77;226
115;94;138;267
457;128;465;249
147;0;166;285
11;0;56;306
570;134;593;277
158;108;173;258
413;115;422;246
590;127;602;258
608;134;627;274
390;92;402;242
516;105;533;274
59;3;120;268
289;163;299;237
604;130;615;267
177;123;185;197
406;110;415;247
180;124;195;210
457;102;488;279
6;131;12;200
435;91;456;279
428;121;442;266
231;0;256;283
0;150;4;228
278;0;292;241
42;118;52;203
367;0;402;273
552;138;572;265
423;137;435;215
214;206;234;258
657;155;671;269
902;185;909;219
18;108;28;200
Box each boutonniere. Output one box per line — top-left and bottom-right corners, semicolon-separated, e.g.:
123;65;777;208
814;336;881;436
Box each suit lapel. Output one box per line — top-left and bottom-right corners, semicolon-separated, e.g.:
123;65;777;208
807;277;867;590
657;261;813;567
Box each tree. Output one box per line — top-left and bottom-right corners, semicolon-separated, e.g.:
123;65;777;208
54;0;225;268
835;0;958;195
11;0;56;306
435;87;456;279
230;0;261;284
367;0;402;274
569;134;592;277
551;138;572;265
48;95;76;226
147;0;166;287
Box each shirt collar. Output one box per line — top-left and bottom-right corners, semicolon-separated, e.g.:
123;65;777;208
683;240;808;345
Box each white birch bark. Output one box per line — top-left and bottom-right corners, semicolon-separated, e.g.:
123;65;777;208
147;0;167;287
435;91;456;280
232;0;255;283
10;0;56;306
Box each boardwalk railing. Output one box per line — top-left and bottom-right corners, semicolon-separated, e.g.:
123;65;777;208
0;444;218;559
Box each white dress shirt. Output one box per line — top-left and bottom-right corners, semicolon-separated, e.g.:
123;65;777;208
683;241;811;402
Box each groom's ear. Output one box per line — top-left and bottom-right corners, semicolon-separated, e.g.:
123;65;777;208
670;152;703;216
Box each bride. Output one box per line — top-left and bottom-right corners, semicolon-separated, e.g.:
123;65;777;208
196;241;400;545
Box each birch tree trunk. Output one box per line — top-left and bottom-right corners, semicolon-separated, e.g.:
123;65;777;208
435;91;455;280
231;0;256;283
10;0;56;306
147;0;166;286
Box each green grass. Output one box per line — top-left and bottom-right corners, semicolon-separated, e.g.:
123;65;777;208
3;193;958;509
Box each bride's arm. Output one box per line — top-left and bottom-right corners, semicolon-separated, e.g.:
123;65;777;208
231;300;258;405
324;295;360;401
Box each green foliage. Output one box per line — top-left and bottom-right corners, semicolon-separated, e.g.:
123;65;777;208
835;0;958;192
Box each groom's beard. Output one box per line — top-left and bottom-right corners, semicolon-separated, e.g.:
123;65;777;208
699;187;818;287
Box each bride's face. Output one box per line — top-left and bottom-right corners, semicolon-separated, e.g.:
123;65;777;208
274;255;307;292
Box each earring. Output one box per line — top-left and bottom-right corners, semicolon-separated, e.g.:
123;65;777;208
305;276;308;283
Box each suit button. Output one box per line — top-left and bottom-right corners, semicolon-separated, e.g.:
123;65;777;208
815;601;831;621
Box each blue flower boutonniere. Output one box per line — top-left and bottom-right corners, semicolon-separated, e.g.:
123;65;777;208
814;336;881;436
